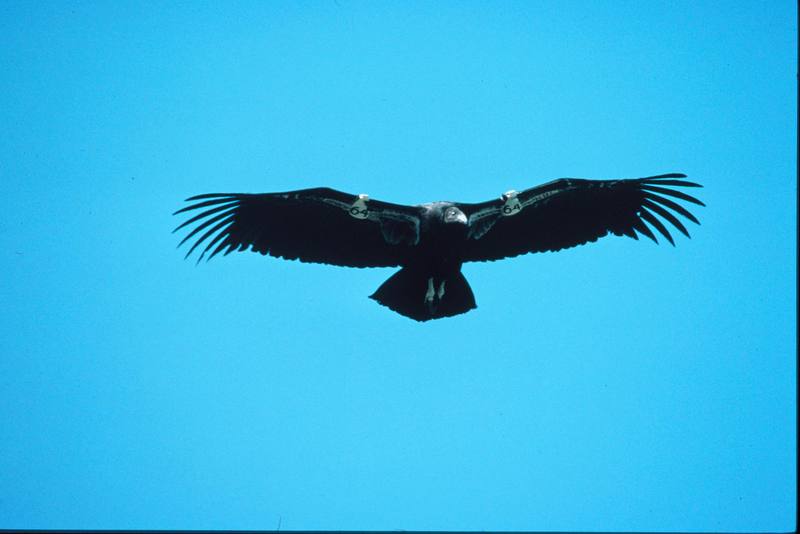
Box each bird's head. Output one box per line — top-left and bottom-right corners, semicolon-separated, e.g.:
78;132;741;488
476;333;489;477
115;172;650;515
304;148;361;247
443;206;467;225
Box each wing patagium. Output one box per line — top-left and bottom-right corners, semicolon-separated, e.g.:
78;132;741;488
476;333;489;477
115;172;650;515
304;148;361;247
459;173;704;262
173;188;422;268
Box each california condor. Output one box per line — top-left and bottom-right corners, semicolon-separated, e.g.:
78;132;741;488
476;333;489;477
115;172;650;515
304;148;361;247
174;173;703;321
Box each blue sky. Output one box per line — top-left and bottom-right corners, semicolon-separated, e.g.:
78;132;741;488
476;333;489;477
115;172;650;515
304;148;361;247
0;1;795;531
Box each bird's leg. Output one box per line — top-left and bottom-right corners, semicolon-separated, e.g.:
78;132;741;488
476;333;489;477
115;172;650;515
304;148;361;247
436;280;446;300
424;277;435;304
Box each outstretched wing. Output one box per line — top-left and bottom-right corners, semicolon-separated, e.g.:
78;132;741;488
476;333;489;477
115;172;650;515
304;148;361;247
173;187;422;267
459;173;704;262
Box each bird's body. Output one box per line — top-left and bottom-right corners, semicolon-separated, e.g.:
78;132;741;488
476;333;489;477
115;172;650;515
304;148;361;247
174;173;704;321
412;202;468;276
371;201;475;320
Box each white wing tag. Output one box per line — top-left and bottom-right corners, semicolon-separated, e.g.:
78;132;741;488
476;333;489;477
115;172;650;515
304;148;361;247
348;194;369;219
501;190;522;216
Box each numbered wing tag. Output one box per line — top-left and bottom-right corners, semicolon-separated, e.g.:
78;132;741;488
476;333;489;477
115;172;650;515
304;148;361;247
348;194;370;219
501;190;522;216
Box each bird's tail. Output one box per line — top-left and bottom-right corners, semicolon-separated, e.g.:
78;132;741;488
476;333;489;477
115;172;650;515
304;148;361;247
369;268;477;322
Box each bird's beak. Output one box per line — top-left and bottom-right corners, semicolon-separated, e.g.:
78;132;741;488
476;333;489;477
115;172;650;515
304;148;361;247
456;211;467;224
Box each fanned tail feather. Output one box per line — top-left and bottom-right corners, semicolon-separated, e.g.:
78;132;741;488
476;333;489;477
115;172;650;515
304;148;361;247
370;268;476;321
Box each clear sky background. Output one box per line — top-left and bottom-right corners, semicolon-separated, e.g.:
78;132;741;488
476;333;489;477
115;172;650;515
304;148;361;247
0;1;796;531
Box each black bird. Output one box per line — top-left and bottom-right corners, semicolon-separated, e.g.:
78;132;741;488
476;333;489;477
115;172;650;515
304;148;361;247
174;173;703;321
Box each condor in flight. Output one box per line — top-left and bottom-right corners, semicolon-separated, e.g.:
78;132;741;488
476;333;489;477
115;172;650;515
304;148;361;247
174;173;703;321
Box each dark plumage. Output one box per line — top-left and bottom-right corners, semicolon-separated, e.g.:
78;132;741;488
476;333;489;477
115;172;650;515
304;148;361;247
174;173;704;321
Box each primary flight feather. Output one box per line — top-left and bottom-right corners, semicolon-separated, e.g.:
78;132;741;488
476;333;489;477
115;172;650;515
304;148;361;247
174;173;704;321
